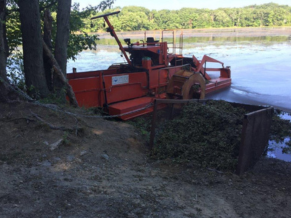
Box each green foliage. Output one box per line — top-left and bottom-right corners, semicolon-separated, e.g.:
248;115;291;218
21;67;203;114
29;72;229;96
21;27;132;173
61;1;115;59
4;1;115;60
129;116;152;142
4;0;115;89
6;3;22;55
39;88;67;105
130;101;291;170
68;33;99;60
27;85;41;100
151;101;245;171
62;131;70;145
80;3;291;33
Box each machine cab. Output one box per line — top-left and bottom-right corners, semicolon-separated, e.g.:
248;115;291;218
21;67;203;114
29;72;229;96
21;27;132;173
123;37;168;69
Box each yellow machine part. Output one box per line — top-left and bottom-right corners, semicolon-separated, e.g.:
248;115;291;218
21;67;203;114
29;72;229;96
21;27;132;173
167;70;206;99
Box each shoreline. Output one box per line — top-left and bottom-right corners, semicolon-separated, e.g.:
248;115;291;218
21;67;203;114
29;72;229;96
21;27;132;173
95;26;291;39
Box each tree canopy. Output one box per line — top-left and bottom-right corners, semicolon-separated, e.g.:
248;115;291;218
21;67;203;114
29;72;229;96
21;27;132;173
84;3;291;32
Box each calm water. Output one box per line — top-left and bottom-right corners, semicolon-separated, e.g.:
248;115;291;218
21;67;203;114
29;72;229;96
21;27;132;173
67;35;291;161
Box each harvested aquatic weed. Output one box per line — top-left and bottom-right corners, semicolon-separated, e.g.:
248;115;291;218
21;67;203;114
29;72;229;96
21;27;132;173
151;100;246;171
130;100;291;170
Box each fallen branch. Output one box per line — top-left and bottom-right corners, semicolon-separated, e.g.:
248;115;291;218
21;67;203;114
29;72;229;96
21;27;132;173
42;40;78;107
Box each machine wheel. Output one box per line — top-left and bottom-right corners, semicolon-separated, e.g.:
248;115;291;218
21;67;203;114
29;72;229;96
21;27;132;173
182;73;205;99
167;70;206;100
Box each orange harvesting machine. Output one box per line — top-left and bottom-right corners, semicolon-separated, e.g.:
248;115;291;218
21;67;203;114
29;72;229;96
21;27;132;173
67;11;231;120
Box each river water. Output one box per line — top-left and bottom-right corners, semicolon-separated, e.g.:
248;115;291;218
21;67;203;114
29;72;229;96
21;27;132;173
67;32;291;162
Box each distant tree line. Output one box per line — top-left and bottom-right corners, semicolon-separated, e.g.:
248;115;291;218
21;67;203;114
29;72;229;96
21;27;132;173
82;3;291;32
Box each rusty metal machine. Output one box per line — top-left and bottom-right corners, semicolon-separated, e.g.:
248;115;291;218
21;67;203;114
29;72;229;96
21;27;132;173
67;11;231;120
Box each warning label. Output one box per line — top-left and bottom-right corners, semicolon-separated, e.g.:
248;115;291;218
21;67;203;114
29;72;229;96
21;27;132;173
112;75;129;85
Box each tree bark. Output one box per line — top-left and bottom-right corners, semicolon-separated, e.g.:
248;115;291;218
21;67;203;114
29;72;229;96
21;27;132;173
18;0;49;98
54;0;71;75
43;40;78;107
2;0;7;60
0;0;6;78
53;0;72;101
43;9;53;91
43;10;53;51
0;0;9;102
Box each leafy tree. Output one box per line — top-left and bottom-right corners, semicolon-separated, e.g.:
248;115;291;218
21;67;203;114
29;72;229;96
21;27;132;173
224;8;238;27
195;10;212;28
272;8;287;26
265;10;274;26
178;8;198;29
77;3;291;32
1;0;115;102
213;9;232;27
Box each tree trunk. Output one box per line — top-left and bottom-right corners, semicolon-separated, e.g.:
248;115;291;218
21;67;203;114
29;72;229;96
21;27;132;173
18;0;49;98
2;0;7;60
0;0;6;78
43;9;53;91
43;10;53;51
0;0;8;102
55;0;71;75
53;0;72;101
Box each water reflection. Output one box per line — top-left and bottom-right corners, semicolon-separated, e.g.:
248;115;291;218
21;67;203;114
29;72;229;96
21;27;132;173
268;138;291;162
267;113;291;162
68;49;124;72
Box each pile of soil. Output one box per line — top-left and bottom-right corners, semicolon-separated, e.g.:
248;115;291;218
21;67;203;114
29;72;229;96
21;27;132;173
1;101;291;218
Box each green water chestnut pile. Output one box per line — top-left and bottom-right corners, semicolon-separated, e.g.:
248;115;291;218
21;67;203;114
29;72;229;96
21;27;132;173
151;100;246;171
131;100;291;171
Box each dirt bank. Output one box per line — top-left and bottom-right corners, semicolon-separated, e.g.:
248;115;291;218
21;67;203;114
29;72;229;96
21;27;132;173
0;102;291;218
